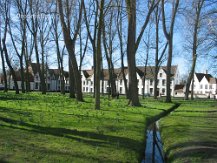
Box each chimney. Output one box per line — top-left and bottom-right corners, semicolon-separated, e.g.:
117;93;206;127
205;70;208;74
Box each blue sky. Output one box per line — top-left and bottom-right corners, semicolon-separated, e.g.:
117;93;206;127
0;0;216;78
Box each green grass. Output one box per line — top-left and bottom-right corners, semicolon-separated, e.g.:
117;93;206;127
0;92;173;163
160;100;217;163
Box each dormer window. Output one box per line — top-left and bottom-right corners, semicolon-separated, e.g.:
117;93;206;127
160;73;162;77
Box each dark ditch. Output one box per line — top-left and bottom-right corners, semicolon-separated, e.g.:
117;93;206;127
142;103;181;163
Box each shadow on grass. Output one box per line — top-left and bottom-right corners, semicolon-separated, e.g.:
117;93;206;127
0;106;146;125
0;115;141;153
0;96;36;101
165;141;217;162
0;159;9;163
146;103;181;125
175;110;217;113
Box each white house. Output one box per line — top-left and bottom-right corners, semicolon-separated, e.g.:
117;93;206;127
190;72;217;98
81;65;179;97
174;72;217;98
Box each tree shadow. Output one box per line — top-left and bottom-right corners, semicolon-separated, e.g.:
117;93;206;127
0;115;142;153
0;106;146;126
0;96;36;101
165;141;217;162
175;110;217;113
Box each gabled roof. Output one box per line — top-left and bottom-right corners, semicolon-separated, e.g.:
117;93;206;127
137;65;178;79
82;70;94;79
175;84;184;91
81;65;178;80
195;73;213;82
49;69;69;79
9;70;34;82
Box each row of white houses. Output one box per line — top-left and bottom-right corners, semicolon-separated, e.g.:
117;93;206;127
81;66;180;96
1;63;180;96
1;63;216;98
175;72;217;98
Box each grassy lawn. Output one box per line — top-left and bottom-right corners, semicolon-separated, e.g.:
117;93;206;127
0;92;173;163
160;100;217;163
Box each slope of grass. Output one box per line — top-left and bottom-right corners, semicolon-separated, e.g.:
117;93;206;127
160;100;217;163
0;92;173;162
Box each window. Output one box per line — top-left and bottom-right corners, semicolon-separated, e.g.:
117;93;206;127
35;83;38;89
90;88;93;93
205;85;208;89
160;73;162;77
150;80;153;86
200;85;203;89
91;81;93;86
83;87;85;92
162;80;165;86
150;88;153;94
157;79;159;85
120;80;122;85
83;81;85;85
86;87;88;92
162;88;165;94
209;85;212;89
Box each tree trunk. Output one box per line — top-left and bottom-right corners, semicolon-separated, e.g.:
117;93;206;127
69;57;75;98
33;34;46;94
161;0;179;103
25;58;30;92
3;39;19;94
154;7;159;99
185;56;197;100
57;0;83;102
165;39;173;103
95;0;104;110
126;0;141;106
19;57;25;93
0;42;8;92
184;0;204;100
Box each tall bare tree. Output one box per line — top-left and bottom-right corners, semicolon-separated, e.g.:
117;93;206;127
0;0;8;92
125;0;160;106
57;0;84;101
27;0;47;94
102;3;117;98
82;0;99;98
2;0;19;94
116;0;129;99
161;0;179;102
184;0;205;100
51;5;65;95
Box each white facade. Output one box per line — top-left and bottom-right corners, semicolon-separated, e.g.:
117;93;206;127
6;65;181;97
190;73;217;98
81;66;179;97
